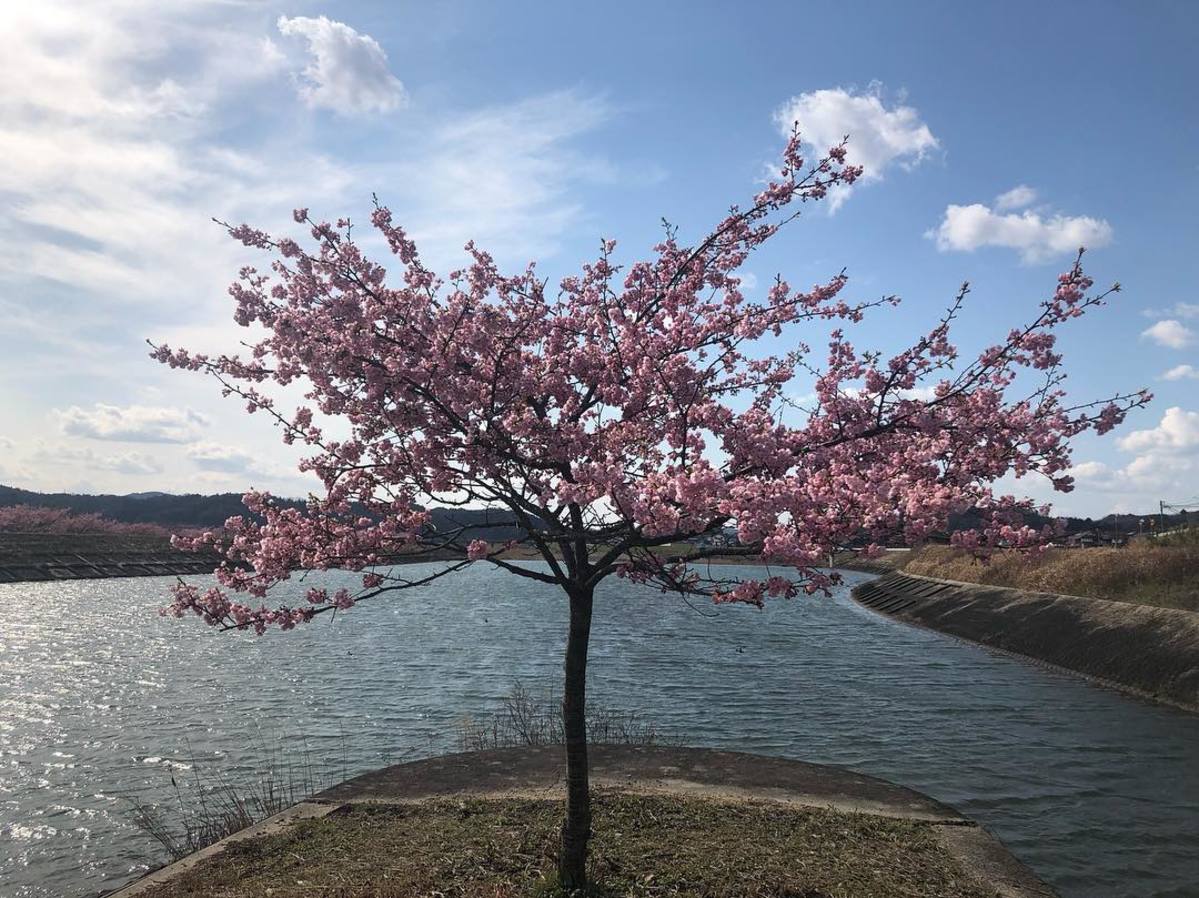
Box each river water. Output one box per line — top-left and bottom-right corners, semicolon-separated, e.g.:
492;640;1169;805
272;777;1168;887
1;565;1196;898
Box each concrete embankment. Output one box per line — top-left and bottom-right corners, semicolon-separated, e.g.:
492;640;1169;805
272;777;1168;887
853;572;1199;711
105;744;1056;898
0;533;221;583
0;532;473;584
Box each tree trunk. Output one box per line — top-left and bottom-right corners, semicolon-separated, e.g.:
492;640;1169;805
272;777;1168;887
558;584;594;891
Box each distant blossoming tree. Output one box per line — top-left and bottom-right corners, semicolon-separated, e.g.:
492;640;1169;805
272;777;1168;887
0;505;172;538
152;128;1146;889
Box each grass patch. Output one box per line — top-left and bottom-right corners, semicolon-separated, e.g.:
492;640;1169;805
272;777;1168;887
134;791;996;898
844;541;1199;611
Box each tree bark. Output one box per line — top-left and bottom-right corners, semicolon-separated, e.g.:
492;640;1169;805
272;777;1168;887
558;584;594;891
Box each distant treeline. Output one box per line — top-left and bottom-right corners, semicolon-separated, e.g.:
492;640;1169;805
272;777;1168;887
0;485;536;541
947;507;1196;537
0;483;1191;543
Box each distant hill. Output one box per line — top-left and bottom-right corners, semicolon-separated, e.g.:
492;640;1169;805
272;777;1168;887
2;483;1191;544
0;485;538;542
0;485;258;527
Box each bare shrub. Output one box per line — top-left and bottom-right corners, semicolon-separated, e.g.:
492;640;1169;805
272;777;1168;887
128;738;347;861
457;683;665;752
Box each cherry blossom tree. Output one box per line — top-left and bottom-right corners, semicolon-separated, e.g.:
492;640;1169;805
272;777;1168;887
152;128;1146;889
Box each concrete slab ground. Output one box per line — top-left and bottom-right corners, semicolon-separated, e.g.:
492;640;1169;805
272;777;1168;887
105;744;1056;898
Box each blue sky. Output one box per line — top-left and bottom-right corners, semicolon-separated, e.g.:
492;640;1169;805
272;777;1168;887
1;0;1196;518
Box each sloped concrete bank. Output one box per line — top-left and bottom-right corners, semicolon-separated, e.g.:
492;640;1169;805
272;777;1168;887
104;745;1056;898
0;532;460;583
853;572;1199;711
0;550;221;583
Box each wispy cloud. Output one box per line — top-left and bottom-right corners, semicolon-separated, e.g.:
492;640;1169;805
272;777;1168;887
385;90;614;265
0;3;624;494
185;441;315;495
994;184;1038;211
1162;364;1199;381
32;444;165;476
1143;301;1199;320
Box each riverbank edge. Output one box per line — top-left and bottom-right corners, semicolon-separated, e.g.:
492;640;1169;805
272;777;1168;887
101;745;1056;898
852;572;1199;712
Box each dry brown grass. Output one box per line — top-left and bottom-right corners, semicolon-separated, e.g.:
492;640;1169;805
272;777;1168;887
135;792;997;898
898;543;1199;611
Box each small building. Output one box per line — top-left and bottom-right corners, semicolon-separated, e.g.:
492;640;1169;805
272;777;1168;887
1063;528;1128;548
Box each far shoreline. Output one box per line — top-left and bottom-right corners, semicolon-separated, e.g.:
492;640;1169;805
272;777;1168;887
0;531;774;584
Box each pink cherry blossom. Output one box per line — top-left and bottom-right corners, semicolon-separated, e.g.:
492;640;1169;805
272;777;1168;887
152;130;1145;627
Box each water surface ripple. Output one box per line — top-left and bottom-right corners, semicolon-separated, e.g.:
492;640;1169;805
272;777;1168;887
1;566;1196;898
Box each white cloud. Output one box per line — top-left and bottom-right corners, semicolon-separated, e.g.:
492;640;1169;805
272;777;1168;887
277;15;407;115
1118;406;1199;454
0;1;338;323
0;5;610;324
1067;454;1197;499
55;404;209;443
1162;364;1199;381
1066;407;1199;503
927;203;1113;263
1;2;624;496
1120;452;1198;489
773;86;938;211
897;385;940;402
1141;319;1195;350
788;383;940;409
994;184;1038;211
32;444;164;475
1068;460;1112;480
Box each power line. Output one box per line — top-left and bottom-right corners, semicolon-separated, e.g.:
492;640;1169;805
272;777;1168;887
1160;499;1199;511
1158;498;1198;531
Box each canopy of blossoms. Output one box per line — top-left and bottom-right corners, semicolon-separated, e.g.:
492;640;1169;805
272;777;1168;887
153;128;1147;632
